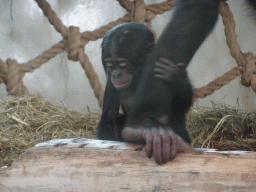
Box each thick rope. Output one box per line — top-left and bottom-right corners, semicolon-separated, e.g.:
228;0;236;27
0;40;67;95
219;1;244;66
145;1;176;21
133;0;147;25
133;0;157;39
34;0;104;107
117;0;133;12
117;0;176;21
220;1;256;92
0;0;254;106
35;0;134;107
67;26;104;107
20;40;66;73
192;66;243;103
221;2;256;88
242;52;256;92
6;59;29;95
34;0;69;39
192;1;256;102
0;60;8;84
117;0;175;40
80;14;130;45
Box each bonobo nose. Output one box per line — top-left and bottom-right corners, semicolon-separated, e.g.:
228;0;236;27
113;72;122;79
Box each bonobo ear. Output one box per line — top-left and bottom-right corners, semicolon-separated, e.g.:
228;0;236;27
147;43;155;55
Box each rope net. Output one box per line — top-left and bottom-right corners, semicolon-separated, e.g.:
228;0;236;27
0;0;255;107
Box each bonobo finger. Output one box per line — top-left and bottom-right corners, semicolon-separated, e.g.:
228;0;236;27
155;62;169;70
176;63;185;71
155;62;163;68
159;58;173;66
154;74;168;81
154;67;168;80
153;67;165;75
156;62;177;72
161;129;171;164
153;129;163;165
177;135;192;152
169;131;178;159
145;131;153;159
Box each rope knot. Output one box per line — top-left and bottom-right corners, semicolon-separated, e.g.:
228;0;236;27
67;26;83;61
5;59;28;95
131;0;157;40
241;52;256;92
0;60;8;84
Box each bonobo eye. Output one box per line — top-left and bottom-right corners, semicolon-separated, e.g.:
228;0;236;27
119;62;128;69
106;62;114;70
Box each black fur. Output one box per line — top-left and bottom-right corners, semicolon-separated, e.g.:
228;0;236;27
125;0;220;143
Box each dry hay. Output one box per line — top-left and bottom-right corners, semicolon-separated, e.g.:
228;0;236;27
0;93;99;167
187;103;256;151
0;94;255;168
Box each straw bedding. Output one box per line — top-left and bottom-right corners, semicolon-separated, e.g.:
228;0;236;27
0;94;255;167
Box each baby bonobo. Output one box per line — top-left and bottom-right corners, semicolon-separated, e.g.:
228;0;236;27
97;22;191;165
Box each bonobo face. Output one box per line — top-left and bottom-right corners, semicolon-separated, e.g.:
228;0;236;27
105;57;133;90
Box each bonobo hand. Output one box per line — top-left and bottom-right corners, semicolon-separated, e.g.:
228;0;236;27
143;128;192;165
121;126;192;165
154;58;186;81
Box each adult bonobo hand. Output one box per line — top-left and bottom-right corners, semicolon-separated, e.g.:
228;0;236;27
144;128;192;164
122;125;192;165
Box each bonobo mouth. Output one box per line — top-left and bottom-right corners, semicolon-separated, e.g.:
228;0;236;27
114;78;133;89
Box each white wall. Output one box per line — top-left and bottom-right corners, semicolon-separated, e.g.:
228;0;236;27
0;0;255;111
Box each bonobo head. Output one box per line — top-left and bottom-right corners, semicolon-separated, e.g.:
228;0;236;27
101;22;155;90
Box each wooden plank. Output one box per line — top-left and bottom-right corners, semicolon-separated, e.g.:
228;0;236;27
0;138;256;192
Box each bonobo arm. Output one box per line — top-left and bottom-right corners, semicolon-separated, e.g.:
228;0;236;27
130;0;220;114
122;0;220;165
96;80;121;140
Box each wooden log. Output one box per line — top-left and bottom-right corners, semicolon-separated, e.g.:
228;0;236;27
0;138;256;192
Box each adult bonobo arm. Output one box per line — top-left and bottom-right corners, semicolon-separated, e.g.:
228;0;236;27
122;59;193;164
122;0;220;164
154;59;193;113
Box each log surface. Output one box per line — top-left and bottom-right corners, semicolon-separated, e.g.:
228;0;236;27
0;138;256;192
